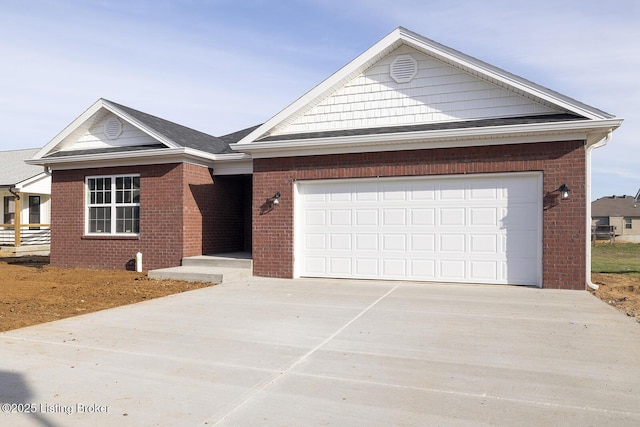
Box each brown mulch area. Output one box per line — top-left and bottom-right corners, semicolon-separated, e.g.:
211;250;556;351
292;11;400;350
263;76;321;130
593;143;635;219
0;255;638;332
0;255;214;332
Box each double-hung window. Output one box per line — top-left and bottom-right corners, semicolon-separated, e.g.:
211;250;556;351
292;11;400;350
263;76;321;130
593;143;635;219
86;175;140;235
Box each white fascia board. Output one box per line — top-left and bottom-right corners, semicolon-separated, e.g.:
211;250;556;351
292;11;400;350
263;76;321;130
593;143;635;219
236;29;403;145
14;172;50;190
30;99;178;162
31;99;108;160
232;118;623;159
211;158;253;175
396;29;613;120
26;148;252;172
26;148;209;171
236;27;616;146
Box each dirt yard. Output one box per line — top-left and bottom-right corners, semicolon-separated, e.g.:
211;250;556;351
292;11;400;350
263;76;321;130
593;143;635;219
0;255;214;332
591;273;640;321
0;255;638;332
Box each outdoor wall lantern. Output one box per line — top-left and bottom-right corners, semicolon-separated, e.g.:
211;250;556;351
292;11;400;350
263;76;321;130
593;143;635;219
271;192;281;205
557;184;571;200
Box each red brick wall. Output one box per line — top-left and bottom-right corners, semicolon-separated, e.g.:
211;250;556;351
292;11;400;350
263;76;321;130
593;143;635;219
252;141;586;289
51;164;184;270
50;163;249;271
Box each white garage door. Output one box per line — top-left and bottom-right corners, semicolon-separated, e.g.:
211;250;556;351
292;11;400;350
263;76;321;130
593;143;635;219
294;173;541;286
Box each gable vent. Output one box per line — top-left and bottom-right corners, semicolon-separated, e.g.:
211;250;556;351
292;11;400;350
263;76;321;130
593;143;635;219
104;117;123;140
390;54;418;83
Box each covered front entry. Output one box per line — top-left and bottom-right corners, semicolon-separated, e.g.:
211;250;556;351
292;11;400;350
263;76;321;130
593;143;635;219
294;173;542;286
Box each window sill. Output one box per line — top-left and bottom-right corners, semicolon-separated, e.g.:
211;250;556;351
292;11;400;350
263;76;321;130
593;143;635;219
82;234;140;240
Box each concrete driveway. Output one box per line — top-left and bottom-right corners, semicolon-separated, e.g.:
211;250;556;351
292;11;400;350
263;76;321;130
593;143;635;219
1;277;639;426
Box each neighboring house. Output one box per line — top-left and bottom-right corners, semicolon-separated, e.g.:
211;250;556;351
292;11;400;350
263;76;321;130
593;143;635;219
0;148;51;254
592;195;640;242
27;27;622;289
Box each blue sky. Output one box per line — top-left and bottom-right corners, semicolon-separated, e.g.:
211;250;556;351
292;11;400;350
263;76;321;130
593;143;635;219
1;0;638;200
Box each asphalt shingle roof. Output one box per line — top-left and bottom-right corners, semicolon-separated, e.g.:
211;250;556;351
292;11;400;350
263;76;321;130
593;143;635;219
0;148;46;186
257;113;585;142
45;144;167;158
106;100;233;154
592;195;640;217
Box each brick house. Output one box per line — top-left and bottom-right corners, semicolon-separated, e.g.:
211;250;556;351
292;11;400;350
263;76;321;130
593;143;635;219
28;27;622;289
592;195;640;242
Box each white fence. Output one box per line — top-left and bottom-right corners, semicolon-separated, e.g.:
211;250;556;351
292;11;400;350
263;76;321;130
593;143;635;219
0;225;51;246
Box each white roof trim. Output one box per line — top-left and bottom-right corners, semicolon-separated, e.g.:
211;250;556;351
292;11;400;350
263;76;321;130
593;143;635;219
13;171;50;189
235;27;615;147
30;99;180;161
26;146;252;171
232;118;623;159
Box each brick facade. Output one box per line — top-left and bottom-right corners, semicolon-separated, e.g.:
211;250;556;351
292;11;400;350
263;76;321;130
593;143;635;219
252;140;586;289
51;163;249;270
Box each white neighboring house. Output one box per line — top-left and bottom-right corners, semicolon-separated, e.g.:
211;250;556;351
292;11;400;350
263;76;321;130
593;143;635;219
0;148;51;254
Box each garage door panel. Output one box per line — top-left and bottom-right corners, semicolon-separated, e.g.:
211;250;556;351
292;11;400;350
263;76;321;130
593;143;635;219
440;208;465;226
469;207;498;227
470;260;499;281
305;257;326;274
329;258;352;275
330;210;351;226
440;182;466;200
382;234;407;251
440;260;466;279
503;178;538;202
440;234;466;252
470;234;498;253
503;259;537;283
296;174;541;286
470;186;498;200
383;258;407;276
410;208;435;226
411;234;436;252
305;234;327;250
383;209;406;226
355;258;378;276
355;209;377;226
329;189;352;202
330;234;351;250
504;231;538;257
306;210;326;226
355;234;378;250
411;259;436;278
355;189;379;202
504;205;539;229
410;182;436;201
303;190;327;203
381;181;407;201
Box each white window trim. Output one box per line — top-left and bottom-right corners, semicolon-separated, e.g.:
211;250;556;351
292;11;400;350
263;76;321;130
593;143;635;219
85;174;140;236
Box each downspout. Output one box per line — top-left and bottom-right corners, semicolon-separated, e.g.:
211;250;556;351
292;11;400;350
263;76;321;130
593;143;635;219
8;186;20;200
585;131;612;290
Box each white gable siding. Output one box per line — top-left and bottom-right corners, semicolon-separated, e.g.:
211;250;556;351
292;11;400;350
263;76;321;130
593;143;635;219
272;45;559;136
61;113;157;151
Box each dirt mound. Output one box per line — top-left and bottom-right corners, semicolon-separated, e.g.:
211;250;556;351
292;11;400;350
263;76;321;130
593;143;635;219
591;273;640;321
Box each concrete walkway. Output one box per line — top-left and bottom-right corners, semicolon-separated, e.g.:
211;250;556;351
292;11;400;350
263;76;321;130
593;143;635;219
1;277;639;426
